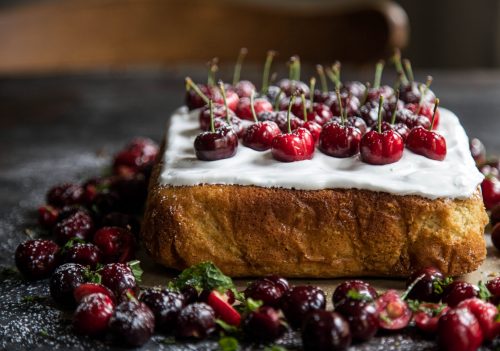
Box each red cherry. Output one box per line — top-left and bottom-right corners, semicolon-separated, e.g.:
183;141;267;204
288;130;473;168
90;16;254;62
243;91;281;151
259;111;304;133
437;307;483;351
381;121;410;142
272;128;315;162
74;283;116;304
406;102;440;129
413;303;450;334
207;290;241;326
330;116;367;135
327;94;361;118
73;293;115;336
198;103;232;130
112;138;159;176
303;121;322;144
38;205;59;229
319;121;361;158
360;130;404;165
234;80;255;98
375;290;411;330
406;126;447;161
481;177;500;210
236;97;273;121
93;226;135;263
457;298;500;341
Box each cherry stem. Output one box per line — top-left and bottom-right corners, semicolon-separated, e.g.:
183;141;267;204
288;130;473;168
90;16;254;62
361;82;371;105
430;98;440;130
391;91;400;125
232;48;248;86
288;56;297;80
403;59;414;82
185;77;209;104
293;56;301;81
332;61;342;90
218;81;231;124
392;49;408;85
209;100;215;133
373;60;384;89
301;94;308;122
261;50;276;94
274;90;283;110
316;65;328;93
287;95;296;133
207;58;218;86
309;77;316;112
250;90;258;123
416;76;433;115
377;95;384;133
325;68;340;91
335;88;345;126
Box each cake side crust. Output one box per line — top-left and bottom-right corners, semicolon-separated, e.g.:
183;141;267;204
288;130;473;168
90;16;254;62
142;159;488;278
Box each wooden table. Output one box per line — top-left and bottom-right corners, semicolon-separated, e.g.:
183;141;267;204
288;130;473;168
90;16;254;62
1;68;499;350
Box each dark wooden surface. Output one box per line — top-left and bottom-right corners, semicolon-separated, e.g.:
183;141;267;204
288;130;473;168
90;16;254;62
0;68;499;350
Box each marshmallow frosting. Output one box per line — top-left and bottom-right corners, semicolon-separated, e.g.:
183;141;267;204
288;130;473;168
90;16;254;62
160;107;483;199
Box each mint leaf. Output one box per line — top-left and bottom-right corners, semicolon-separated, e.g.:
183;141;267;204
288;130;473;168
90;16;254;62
346;289;373;302
432;277;453;295
478;281;492;301
264;346;287;351
60;237;86;255
83;268;101;284
169;261;234;292
215;319;239;334
128;260;143;283
218;336;240;351
21;295;46;303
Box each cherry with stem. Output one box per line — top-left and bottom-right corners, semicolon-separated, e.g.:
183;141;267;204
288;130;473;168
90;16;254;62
232;48;247;86
218;81;232;125
316;65;328;93
186;77;209;105
415;76;433;115
207;58;219;87
261;50;277;94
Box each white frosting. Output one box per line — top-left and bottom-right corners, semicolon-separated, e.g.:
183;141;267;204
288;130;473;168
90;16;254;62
160;106;484;199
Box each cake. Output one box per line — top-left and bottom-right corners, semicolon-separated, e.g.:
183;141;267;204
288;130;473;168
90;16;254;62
141;104;488;277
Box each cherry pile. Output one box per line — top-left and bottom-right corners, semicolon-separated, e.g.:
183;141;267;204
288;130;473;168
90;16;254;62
188;49;447;164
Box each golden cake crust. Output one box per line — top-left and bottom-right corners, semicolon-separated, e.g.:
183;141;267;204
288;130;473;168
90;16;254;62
141;156;488;278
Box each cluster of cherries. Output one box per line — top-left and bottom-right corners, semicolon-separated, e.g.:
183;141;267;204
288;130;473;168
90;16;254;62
188;49;447;164
14;138;161;346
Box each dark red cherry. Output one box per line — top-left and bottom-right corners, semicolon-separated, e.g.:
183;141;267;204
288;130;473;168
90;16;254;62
38;205;59;229
271;127;315;162
244;279;282;307
73;293;114;336
279;96;312;116
309;103;334;125
486;276;500;305
93;226;135;263
15;239;60;280
180;285;199;305
327;94;361;118
303;121;322;143
281;286;326;329
301;310;351;351
101;212;140;237
437;307;483;351
109;299;155;347
278;79;309;97
194;125;238;161
342;81;367;100
49;263;86;307
259;110;304;133
112;138;159;176
234;80;256;98
442;281;478;307
470;138;486;165
319;121;361;158
335;300;378;341
73;283;115;304
330;116;367;135
405;267;446;303
481;177;500;210
406;126;447;161
243;121;281;151
457;298;500;341
198;103;233;130
375;290;411;330
185;82;217;110
175;303;216;339
47;183;84;207
399;81;435;105
381;121;410;141
140;288;184;332
366;85;395;104
359;101;386;127
236;97;273;121
406;102;440;129
100;263;137;296
62;242;101;269
264;275;290;294
53;210;94;244
360;129;404;165
243;306;286;343
332;280;378;307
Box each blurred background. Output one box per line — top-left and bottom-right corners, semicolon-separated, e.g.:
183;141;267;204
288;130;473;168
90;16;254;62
0;0;497;73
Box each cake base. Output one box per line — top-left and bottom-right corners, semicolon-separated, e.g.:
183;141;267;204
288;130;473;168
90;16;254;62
142;162;488;278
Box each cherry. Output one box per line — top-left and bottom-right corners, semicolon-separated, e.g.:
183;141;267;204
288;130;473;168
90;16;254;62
259;110;304;133
244;279;282;307
230;48;254;98
330;116;367;135
300;93;322;143
313;65;333;103
206;290;241;326
381;121;410;142
242;91;281;151
327;94;361;118
101;212;140;236
236;97;273;121
332;280;378;307
413;303;450;335
139;288;184;332
109;298;155;347
242;306;286;343
46;183;84;207
486;276;500;304
73;292;114;336
15;239;60;280
442;281;478;307
278;56;309;96
53;209;94;244
175;303;216;339
360;96;404;165
405;267;446;303
437;307;483;351
342;81;367;100
481;177;500;210
335;300;379;341
194;100;238;161
180;285;199;305
49;263;86;307
38;205;59;229
271;95;315;162
375;290;411;330
100;263;137;296
198;102;233;130
263;275;290;294
365;60;394;103
112;137;159;176
457;298;500;341
470;138;486;165
301;310;351;351
359;100;386;127
81;177;112;205
62;242;101;269
93;226;135;263
280;285;326;329
185;79;219;110
73;283;115;303
491;223;500;251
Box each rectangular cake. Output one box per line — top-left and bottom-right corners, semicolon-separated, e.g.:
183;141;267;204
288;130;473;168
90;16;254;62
141;106;488;277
